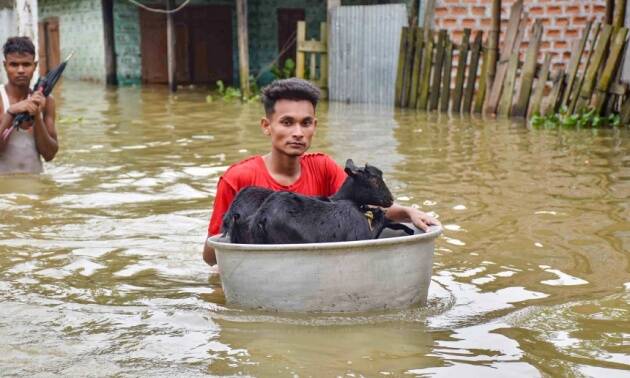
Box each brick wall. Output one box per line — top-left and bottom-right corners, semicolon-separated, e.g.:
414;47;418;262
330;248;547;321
433;0;607;71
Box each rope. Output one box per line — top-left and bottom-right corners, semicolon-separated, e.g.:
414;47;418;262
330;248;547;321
126;0;191;14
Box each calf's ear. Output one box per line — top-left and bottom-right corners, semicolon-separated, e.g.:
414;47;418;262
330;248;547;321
344;159;359;176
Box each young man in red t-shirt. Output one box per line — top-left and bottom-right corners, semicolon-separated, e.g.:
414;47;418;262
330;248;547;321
203;78;439;266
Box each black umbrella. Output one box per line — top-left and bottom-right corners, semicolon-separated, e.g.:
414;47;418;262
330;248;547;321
12;52;74;129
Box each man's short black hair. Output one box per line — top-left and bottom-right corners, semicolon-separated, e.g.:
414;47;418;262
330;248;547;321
3;36;36;58
261;78;320;116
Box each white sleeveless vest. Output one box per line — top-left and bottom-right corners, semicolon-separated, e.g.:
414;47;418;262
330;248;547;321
0;84;43;174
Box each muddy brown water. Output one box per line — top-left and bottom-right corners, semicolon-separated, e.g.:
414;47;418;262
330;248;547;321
1;81;629;377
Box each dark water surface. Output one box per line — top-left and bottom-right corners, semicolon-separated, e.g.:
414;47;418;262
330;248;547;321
1;82;629;377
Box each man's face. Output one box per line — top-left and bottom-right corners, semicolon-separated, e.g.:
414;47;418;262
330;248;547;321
261;99;317;157
3;52;37;87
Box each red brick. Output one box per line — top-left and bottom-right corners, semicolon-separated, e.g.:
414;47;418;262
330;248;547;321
547;5;562;14
541;41;551;49
593;4;606;14
555;40;568;49
455;6;470;15
443;18;458;28
529;6;544;15
547;28;561;38
462;18;477;28
573;16;588;25
480;18;492;27
565;5;580;14
555;17;570;27
565;28;579;38
435;7;449;17
472;6;486;16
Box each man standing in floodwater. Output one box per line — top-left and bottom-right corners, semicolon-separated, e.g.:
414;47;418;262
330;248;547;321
0;36;58;174
203;78;440;266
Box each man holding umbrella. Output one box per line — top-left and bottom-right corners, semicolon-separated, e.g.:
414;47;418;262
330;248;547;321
0;36;58;174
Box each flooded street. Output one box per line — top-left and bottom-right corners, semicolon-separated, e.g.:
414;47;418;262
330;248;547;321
1;81;629;377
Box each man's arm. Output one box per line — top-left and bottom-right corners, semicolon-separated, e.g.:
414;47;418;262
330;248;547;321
385;204;440;231
0;111;13;153
0;98;38;152
203;244;217;266
31;92;58;161
203;177;237;266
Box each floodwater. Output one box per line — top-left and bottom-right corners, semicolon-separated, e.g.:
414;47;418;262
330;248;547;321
1;81;629;377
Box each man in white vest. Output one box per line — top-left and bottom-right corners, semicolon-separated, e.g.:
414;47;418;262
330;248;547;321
0;36;57;174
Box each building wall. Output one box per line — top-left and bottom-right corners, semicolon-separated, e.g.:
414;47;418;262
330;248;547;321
113;1;141;85
433;0;607;71
39;0;106;82
0;7;15;84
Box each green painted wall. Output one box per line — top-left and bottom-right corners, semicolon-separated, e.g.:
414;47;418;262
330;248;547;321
113;1;141;85
39;0;106;82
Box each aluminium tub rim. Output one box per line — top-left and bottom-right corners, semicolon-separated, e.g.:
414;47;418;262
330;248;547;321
207;225;442;252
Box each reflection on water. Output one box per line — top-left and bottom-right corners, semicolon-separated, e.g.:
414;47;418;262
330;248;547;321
1;81;629;376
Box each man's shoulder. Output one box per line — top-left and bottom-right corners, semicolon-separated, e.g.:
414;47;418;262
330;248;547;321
223;155;262;178
302;152;334;164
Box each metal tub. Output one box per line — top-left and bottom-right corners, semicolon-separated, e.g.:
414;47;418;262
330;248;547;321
207;225;442;313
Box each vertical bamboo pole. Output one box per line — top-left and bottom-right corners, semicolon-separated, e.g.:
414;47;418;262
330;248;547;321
613;0;625;29
236;0;250;99
166;0;177;92
102;0;117;86
606;0;614;25
296;21;306;79
488;0;501;85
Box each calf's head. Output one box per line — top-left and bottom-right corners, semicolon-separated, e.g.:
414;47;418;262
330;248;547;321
344;159;394;207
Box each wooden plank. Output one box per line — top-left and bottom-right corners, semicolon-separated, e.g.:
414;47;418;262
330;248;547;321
319;22;328;92
498;51;520;115
463;31;483;113
620;94;630;124
409;27;424;108
429;30;447;111
545;69;565;115
484;0;524;114
296;21;306;79
398;26;409;106
498;17;527;116
528;53;551;117
423;0;436;40
440;38;453;112
453;28;471;113
473;46;490;113
417;33;434;110
401;27;417;107
592;27;629;113
569;23;601;113
297;40;327;53
309;52;316;80
576;24;613;110
561;21;592;107
512;20;543;117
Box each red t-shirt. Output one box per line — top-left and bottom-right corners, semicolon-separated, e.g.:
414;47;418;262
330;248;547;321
207;153;347;236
